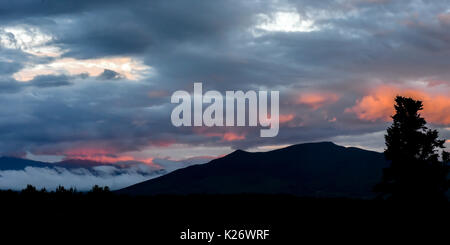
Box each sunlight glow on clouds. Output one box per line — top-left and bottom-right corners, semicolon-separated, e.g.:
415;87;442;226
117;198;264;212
202;131;246;142
62;147;157;166
279;114;295;123
13;57;151;81
347;85;450;125
0;26;63;57
0;25;151;81
255;11;318;34
295;92;340;110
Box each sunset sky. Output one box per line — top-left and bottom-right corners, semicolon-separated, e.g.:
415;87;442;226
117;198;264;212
1;0;450;169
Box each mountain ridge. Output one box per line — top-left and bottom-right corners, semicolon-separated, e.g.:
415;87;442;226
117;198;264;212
0;157;108;170
116;142;389;198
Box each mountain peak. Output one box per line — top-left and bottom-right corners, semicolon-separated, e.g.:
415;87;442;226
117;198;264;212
229;149;247;156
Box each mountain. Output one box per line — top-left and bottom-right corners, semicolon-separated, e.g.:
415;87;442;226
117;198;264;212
53;159;108;169
117;142;389;198
0;157;53;170
0;157;108;171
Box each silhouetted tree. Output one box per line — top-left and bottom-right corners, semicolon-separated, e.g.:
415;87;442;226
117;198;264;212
374;96;449;201
88;185;111;197
90;185;110;193
21;184;38;194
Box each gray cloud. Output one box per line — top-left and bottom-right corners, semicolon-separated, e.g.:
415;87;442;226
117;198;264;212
97;69;124;80
27;74;72;87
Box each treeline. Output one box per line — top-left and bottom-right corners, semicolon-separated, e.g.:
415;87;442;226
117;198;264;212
0;184;112;198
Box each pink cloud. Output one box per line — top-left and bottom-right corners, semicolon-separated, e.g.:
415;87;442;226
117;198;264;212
194;127;246;142
62;147;159;167
295;92;340;110
222;132;246;141
279;114;295;124
204;132;246;142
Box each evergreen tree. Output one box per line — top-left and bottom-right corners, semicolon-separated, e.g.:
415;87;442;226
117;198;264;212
375;96;449;201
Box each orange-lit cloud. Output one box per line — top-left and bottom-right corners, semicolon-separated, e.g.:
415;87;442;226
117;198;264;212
204;132;246;142
62;147;157;166
328;117;337;122
279;113;295;123
347;85;450;124
194;127;246;142
295;92;340;110
259;113;294;125
222;132;246;141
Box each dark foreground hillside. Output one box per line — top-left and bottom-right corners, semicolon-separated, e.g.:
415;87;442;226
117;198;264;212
1;190;448;244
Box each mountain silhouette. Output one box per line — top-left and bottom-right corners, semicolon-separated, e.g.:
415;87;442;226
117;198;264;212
54;159;109;169
0;157;107;170
117;142;389;198
0;157;53;170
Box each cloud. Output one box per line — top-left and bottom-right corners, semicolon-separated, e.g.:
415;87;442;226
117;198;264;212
13;57;150;81
194;127;247;142
1;0;450;161
279;114;295;124
346;84;450;124
0;25;62;57
27;74;72;87
254;11;318;34
295;92;340;110
0;60;23;75
0;165;161;191
0;78;22;93
97;69;124;80
330;130;386;153
222;132;246;142
61;147;158;167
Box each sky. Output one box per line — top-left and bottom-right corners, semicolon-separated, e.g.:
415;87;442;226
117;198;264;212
0;0;450;170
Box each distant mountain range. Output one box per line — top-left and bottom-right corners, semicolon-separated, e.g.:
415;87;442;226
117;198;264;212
117;142;389;198
0;156;167;178
0;157;53;170
0;157;108;171
0;156;208;173
0;156;167;191
0;155;205;191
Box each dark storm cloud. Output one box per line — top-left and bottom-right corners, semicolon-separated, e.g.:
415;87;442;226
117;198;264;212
0;0;449;158
31;0;263;58
0;0;121;22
